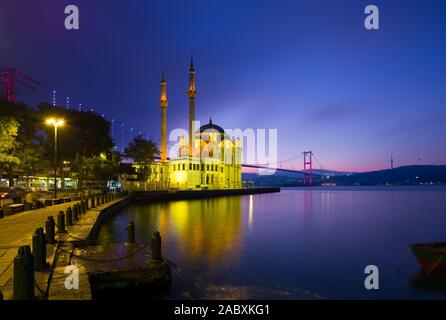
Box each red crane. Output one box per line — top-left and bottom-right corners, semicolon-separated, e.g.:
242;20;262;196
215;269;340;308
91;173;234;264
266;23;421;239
0;66;40;102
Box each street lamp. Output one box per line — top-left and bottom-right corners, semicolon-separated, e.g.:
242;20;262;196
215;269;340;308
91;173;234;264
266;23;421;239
46;118;65;198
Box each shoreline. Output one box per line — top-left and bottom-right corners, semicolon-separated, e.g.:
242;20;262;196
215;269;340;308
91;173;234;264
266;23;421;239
132;187;281;202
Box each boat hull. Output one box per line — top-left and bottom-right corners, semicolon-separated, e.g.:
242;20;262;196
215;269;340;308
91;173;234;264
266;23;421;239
411;242;446;273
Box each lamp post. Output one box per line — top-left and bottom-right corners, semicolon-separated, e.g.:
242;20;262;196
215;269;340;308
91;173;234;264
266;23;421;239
46;118;64;199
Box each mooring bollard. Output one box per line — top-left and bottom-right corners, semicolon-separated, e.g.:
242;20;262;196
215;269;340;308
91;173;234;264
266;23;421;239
127;221;135;243
151;231;162;261
73;204;79;220
57;211;66;233
32;228;46;271
45;216;55;244
13;245;35;300
66;207;73;226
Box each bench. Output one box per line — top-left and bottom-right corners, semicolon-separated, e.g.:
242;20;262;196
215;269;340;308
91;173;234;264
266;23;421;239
35;200;45;208
0;198;14;208
4;203;25;216
45;198;64;206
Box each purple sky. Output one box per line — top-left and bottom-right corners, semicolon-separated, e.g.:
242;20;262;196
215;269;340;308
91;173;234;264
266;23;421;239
1;0;445;172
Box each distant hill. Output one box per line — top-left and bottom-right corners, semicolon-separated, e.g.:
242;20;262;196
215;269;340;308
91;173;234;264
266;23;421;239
330;165;446;186
242;169;349;187
243;165;446;187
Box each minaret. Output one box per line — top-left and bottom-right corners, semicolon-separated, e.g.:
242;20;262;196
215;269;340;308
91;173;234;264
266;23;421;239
187;56;197;157
160;69;168;162
390;150;394;170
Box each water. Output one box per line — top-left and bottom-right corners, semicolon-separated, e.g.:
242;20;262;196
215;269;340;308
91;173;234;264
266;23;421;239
96;187;446;299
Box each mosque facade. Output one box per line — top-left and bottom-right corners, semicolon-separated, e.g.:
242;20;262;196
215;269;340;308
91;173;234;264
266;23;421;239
131;58;242;190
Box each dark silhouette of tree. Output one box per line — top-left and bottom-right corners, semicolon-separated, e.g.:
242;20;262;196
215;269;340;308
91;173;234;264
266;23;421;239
36;103;114;190
124;135;159;181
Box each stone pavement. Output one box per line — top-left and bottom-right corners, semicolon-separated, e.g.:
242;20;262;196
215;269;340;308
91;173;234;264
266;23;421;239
0;201;82;299
0;195;125;300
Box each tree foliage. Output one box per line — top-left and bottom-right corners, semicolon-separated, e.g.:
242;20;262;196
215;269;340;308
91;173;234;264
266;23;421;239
0;99;117;189
0;117;20;168
124;135;159;180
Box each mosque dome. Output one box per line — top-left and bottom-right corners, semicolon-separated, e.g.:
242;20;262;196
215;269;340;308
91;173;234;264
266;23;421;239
198;118;231;141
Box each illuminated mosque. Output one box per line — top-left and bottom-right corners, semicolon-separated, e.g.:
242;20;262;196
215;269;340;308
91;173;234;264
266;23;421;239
138;58;242;190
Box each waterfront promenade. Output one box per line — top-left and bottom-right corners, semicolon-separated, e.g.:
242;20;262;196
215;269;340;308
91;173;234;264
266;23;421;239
0;201;79;299
0;195;126;300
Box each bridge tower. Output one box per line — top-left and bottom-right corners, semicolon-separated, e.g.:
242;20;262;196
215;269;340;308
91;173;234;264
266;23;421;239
303;151;313;185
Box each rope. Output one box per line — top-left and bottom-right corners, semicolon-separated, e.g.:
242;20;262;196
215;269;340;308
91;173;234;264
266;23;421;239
49;242;150;263
426;253;446;275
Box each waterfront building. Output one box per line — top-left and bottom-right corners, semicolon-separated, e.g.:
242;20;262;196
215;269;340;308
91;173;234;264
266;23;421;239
128;59;242;190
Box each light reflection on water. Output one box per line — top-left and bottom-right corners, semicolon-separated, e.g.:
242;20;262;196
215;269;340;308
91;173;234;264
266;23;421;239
97;187;446;299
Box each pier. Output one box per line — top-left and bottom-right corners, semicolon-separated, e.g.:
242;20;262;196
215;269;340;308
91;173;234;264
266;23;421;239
0;193;170;300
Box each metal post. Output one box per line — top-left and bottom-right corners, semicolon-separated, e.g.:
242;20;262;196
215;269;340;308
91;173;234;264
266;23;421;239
45;216;55;244
151;231;162;261
91;195;95;208
13;246;34;300
53;126;58;199
127;221;135;243
32;228;46;271
73;204;78;220
66;207;73;226
57;211;66;233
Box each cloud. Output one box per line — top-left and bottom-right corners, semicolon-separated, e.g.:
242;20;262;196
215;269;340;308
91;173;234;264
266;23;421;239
305;104;355;124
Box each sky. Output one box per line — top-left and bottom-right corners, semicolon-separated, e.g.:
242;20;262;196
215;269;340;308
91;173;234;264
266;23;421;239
0;0;445;172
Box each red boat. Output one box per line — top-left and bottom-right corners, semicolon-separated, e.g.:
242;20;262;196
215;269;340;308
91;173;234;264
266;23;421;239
411;242;446;274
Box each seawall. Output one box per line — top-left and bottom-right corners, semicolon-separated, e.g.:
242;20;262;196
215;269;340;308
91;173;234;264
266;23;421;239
132;187;281;202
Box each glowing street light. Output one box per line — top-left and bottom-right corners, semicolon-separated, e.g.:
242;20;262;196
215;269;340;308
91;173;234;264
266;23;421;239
46;118;65;198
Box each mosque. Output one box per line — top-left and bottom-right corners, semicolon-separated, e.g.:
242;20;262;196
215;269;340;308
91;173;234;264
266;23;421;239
133;58;242;190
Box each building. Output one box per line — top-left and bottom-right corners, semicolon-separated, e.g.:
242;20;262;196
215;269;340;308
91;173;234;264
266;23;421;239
126;58;242;191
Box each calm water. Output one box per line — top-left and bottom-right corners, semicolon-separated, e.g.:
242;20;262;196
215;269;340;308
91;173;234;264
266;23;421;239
97;187;446;299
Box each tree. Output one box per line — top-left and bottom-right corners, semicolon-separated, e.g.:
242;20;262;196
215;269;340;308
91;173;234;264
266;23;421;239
14;141;48;188
0;117;20;185
124;136;159;181
37;104;114;190
83;150;121;187
0;98;50;187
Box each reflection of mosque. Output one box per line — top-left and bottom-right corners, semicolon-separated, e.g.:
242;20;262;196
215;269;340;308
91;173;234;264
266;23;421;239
130;58;243;190
135;197;244;266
